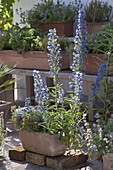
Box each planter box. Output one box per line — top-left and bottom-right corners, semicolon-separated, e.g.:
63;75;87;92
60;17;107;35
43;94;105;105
19;131;67;157
84;53;109;75
0;50;69;70
86;22;109;34
31;21;74;36
103;153;113;170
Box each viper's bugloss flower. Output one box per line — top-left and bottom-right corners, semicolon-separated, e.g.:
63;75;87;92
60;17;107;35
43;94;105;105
58;87;65;104
71;8;87;73
33;70;49;111
47;28;62;83
69;72;83;103
25;97;31;107
92;63;108;100
70;7;86;104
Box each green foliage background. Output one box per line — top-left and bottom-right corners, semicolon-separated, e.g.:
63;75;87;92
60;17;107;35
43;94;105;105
0;0;19;30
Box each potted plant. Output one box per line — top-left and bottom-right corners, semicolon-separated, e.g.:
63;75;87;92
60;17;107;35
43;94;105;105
11;7;88;168
83;50;113;169
17;0;78;36
85;0;112;34
84;23;113;75
0;24;71;70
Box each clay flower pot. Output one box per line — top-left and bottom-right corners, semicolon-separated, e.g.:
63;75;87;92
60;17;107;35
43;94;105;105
86;22;109;34
0;50;69;70
84;53;111;75
19;131;67;157
19;131;88;168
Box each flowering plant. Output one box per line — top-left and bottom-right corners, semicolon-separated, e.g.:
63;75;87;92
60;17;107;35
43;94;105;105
12;6;88;149
90;114;113;157
17;0;78;24
84;36;113;158
82;111;113;158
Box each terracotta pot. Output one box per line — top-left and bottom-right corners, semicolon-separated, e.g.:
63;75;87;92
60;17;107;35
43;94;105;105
31;21;74;36
84;53;108;75
86;22;109;34
0;50;69;70
19;131;67;157
103;153;113;170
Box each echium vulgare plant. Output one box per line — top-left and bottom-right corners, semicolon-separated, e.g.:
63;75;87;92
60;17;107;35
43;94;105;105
90;34;113;122
12;73;49;132
70;6;87;103
83;33;113;158
12;6;88;149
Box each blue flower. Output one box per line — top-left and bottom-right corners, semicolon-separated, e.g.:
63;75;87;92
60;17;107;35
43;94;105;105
33;70;49;112
25;97;31;107
17;114;22;120
70;6;86;104
92;63;108;99
47;28;62;83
